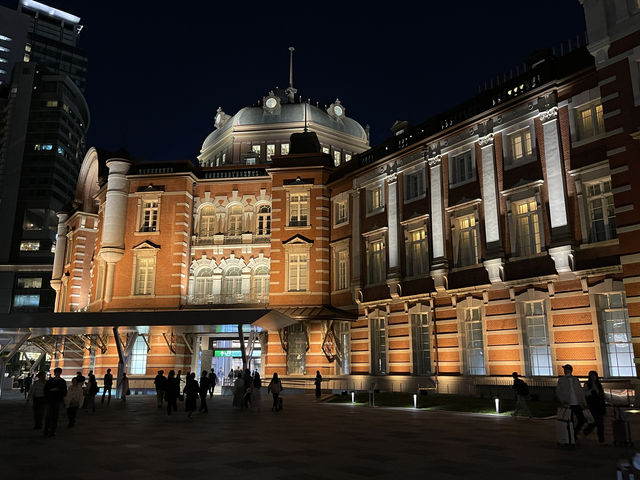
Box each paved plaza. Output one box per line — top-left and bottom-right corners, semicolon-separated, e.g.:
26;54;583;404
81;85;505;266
0;390;636;479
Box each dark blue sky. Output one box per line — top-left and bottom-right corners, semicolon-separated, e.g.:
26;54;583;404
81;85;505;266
6;1;587;162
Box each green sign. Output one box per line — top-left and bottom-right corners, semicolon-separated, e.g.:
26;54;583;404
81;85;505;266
214;350;242;357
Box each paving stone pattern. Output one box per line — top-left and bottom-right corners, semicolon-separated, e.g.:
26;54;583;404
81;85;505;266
0;390;636;479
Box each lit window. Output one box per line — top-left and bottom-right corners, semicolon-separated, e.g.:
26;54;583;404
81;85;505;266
513;199;541;257
334;198;348;226
450;150;474;185
454;215;479;267
333;151;341;166
597;293;635;377
134;257;155;295
23;54;29;62
13;294;39;310
199;205;216;237
0;58;6;63
288;253;308;291
222;153;227;164
267;144;275;161
246;157;256;165
23;208;45;230
0;35;12;41
195;268;214;298
223;267;243;299
523;300;553;376
140;200;158;232
128;337;148;375
509;129;533;162
20;241;40;252
586;179;616;243
17;277;42;288
370;313;387;375
345;153;352;162
251;145;261;155
281;143;290;155
256;205;271;235
252;266;270;301
366;185;384;214
406;227;428;276
57;146;64;155
463;307;485;375
335;249;349;291
404;169;426;202
25;44;31;52
367;238;385;285
33;144;53;151
46;100;58;107
576;103;605;140
0;46;9;52
322;147;330;155
227;205;243;235
289;193;309;226
411;313;431;375
287;322;307;375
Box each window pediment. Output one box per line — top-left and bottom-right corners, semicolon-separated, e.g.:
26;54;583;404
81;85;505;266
283;234;313;246
133;240;160;250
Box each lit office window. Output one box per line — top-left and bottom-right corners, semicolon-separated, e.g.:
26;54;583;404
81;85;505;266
514;199;541;257
13;294;39;310
322;146;330;155
333;151;341;166
281;143;290;155
0;35;12;41
509;129;533;161
576;103;605;140
406;227;428;276
367;239;385;285
267;144;275;161
411;313;431;375
597;293;635;377
523;300;553;376
20;241;40;252
455;215;479;267
464;307;485;375
17;278;42;288
128;337;148;375
586;179;616;243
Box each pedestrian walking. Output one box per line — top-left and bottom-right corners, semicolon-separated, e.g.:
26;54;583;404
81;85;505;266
165;370;179;416
65;377;84;427
184;372;199;417
102;368;113;404
117;372;130;403
583;370;606;443
268;372;283;412
232;374;245;408
28;371;47;430
511;372;532;418
199;371;211;413
154;370;167;408
243;369;252;408
252;371;262;411
314;370;323;398
209;369;217;398
556;364;587;437
23;373;33;399
43;367;67;437
85;372;99;413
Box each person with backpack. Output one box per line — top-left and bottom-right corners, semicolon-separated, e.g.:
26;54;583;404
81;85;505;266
556;364;587;437
512;372;532;418
268;372;283;412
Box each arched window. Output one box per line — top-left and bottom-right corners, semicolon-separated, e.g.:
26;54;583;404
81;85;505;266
195;267;214;296
257;205;271;236
223;266;242;299
199;206;216;237
228;205;243;236
252;265;269;302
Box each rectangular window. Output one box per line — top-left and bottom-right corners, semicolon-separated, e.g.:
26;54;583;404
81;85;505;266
411;313;431;375
597;293;635;377
366;185;384;214
334;198;348;225
406;227;428;276
13;294;39;311
246;157;256;165
288;253;308;291
576;103;605;140
371;315;387;375
289;193;309;226
23;208;45;230
450;150;474;185
514;200;541;257
367;239;385;284
128;336;148;375
586;179;616;243
509;129;533;162
134;257;155;295
140;201;158;232
19;241;40;252
281;143;289;155
333;151;341;166
345;153;352;162
251;145;261;155
464;307;485;375
523;300;553;376
17;277;42;288
287;323;307;375
335;249;349;291
455;216;479;267
322;146;330;155
266;144;275;161
404;169;426;202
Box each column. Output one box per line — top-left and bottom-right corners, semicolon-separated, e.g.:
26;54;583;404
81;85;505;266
351;189;361;286
50;212;69;311
479;134;504;284
540;106;573;273
386;174;399;274
429;155;447;291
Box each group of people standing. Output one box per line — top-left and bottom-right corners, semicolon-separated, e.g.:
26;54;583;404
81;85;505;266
153;369;219;417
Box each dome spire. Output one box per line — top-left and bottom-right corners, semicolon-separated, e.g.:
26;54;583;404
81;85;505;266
285;46;297;103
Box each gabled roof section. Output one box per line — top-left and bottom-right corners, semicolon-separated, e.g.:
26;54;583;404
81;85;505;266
282;234;313;245
133;240;161;250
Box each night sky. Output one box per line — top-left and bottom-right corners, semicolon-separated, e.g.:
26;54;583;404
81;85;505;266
5;1;587;163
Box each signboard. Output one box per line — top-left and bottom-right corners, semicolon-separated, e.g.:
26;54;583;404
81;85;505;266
214;350;242;357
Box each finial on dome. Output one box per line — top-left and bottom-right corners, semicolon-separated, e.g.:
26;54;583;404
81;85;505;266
285;46;298;103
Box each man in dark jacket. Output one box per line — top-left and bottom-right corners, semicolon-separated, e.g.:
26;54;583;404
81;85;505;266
102;368;113;404
165;370;179;416
44;367;67;437
512;372;532;418
199;371;211;413
154;370;166;408
209;369;217;398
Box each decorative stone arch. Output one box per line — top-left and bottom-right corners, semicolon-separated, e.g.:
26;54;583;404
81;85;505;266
194;202;216;236
75;147;101;213
455;295;486;376
246;254;271;271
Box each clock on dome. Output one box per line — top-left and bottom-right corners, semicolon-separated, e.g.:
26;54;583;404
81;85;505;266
263;91;281;114
328;99;345;119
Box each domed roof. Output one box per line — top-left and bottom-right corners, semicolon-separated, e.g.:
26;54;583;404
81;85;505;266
201;102;368;153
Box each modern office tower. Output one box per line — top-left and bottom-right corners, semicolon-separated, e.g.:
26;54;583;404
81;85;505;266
0;5;29;88
0;1;88;313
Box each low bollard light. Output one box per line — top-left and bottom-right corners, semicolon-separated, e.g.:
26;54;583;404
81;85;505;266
413;394;417;409
494;397;500;414
351;391;355;403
